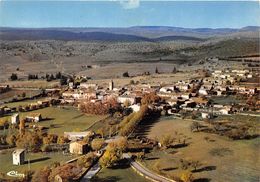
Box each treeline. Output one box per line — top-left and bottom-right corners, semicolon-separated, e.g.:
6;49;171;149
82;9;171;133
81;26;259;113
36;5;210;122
10;72;68;85
0;129;69;152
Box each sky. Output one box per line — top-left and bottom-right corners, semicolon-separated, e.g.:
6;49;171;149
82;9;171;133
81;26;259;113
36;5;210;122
0;0;259;28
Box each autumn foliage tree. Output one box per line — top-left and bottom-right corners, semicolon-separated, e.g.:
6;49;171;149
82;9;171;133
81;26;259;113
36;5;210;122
48;163;82;182
16;131;43;152
100;142;123;168
119;105;149;136
91;138;105;151
80;97;121;115
31;166;51;182
77;152;97;168
141;92;161;105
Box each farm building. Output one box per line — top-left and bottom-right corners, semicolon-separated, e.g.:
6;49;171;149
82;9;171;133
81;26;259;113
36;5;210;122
13;149;25;165
64;131;93;141
201;112;213;119
25;113;42;122
69;141;89;154
11;113;20;124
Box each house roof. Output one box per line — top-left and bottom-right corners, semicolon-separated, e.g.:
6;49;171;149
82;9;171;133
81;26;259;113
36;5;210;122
26;113;41;118
13;149;25;155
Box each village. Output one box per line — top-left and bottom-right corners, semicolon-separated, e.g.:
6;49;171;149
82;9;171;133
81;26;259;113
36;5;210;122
0;65;259;182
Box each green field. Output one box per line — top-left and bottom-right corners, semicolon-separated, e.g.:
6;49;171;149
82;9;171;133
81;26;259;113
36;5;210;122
92;167;148;182
1;106;106;135
0;150;75;174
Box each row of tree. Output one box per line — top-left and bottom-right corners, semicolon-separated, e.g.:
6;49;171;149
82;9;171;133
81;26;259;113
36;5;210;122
119;104;149;136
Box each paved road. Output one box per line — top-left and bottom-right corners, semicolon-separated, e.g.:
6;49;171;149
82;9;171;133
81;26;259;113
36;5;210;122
123;153;174;182
80;163;101;182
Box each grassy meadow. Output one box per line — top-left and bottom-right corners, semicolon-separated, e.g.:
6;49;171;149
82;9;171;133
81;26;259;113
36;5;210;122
1;105;106;135
144;117;259;182
0;150;76;174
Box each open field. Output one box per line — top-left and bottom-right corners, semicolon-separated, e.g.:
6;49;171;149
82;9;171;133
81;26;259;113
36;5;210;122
144;117;259;182
0;89;41;103
0;149;76;174
0;98;43;108
86;71;201;88
92;165;148;182
210;95;245;105
1;106;105;135
0;80;60;89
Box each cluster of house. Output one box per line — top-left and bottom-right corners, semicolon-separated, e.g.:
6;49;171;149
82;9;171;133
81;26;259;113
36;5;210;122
61;69;259;119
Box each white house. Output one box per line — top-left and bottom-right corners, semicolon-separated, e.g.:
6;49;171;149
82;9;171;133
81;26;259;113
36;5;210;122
80;83;97;89
11;113;20;124
219;107;231;115
25;113;42;122
201;112;213;119
199;88;208;96
64;131;93;141
117;96;135;105
13;149;25;165
129;104;141;112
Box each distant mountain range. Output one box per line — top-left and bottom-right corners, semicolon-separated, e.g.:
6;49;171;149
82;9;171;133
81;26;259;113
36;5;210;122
0;26;259;41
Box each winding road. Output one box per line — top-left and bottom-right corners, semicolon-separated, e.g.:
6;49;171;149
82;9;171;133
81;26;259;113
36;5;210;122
123;153;175;182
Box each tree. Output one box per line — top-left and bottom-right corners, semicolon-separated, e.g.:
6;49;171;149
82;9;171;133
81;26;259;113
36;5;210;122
77;152;96;168
91;138;105;151
48;163;81;182
10;73;18;81
155;67;159;74
141;92;161;105
158;135;175;148
135;151;145;161
43;134;58;145
56;72;62;79
172;66;177;73
19;119;25;134
6;134;16;147
191;160;202;172
60;75;68;86
129;80;135;85
180;170;194;182
190;122;201;132
100;146;122;168
16;131;43;152
57;136;69;145
122;72;129;77
96;128;105;138
31;167;51;182
115;137;128;152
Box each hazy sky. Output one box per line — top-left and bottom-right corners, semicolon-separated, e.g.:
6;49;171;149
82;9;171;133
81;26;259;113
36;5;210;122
0;1;259;28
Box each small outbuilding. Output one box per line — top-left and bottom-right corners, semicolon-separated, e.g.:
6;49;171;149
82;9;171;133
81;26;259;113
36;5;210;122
25;113;42;122
201;112;213;119
13;149;25;165
11;113;20;124
69;141;89;154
